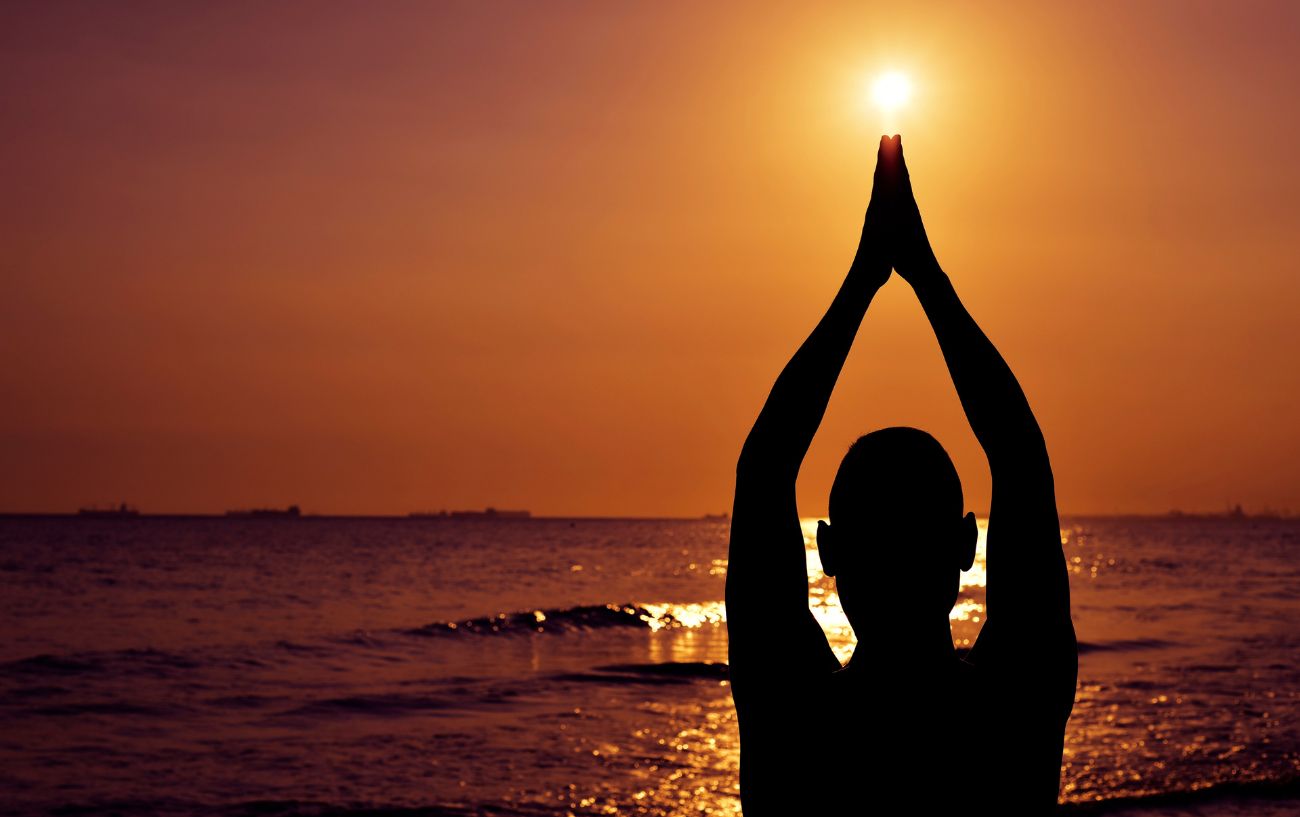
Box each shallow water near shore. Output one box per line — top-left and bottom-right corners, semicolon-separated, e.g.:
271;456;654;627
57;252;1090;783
1;515;1297;815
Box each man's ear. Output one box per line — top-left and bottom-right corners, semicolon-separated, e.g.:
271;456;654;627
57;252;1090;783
956;511;977;572
816;520;837;577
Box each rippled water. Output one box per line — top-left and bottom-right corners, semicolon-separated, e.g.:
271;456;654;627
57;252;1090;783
0;515;1297;815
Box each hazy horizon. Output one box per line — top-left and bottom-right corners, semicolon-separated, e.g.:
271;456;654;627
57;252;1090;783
1;502;1291;519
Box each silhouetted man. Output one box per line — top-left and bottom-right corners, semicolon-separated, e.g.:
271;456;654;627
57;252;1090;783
726;136;1077;814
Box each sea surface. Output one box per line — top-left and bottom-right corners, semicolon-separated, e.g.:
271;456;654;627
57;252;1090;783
1;515;1297;816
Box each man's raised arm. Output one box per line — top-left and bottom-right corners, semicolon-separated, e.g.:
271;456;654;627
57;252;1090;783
888;136;1076;806
888;137;1074;635
727;136;893;647
725;137;894;808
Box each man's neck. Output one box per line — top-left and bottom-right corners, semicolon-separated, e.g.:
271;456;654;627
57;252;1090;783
847;615;957;674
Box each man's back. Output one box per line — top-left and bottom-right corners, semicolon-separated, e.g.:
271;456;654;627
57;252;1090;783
814;646;1072;811
820;656;980;809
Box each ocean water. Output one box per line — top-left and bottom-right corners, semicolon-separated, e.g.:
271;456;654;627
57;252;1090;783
0;515;1297;816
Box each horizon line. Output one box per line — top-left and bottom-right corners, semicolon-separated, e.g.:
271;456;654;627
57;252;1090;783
0;509;1294;521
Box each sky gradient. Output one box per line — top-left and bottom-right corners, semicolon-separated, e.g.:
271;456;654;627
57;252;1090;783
3;2;1299;516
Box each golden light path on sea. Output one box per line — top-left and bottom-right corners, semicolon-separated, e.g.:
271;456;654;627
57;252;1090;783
634;519;992;663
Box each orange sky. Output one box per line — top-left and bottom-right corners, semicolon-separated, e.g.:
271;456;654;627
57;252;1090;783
2;2;1298;516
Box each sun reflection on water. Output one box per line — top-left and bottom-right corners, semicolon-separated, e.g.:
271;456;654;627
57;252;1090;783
602;520;1011;814
632;516;1113;681
631;519;1000;664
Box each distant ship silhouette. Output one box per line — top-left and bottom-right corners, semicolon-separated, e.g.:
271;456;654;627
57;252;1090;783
78;502;139;518
225;505;301;519
408;507;530;519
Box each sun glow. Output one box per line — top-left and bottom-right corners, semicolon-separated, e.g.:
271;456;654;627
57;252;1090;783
871;70;912;112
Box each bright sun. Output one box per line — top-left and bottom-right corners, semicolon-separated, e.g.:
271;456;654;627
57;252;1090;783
871;70;912;112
